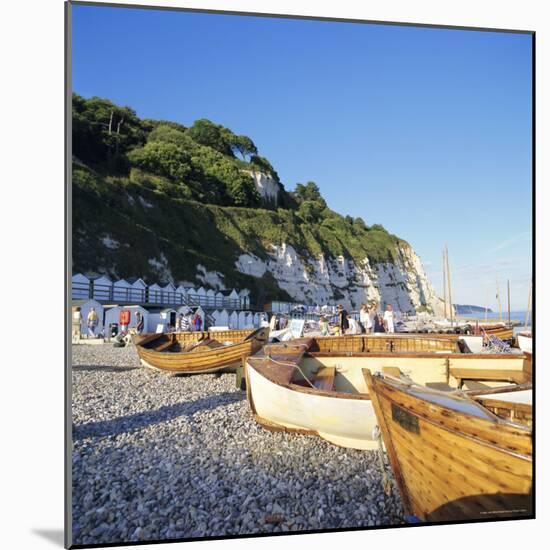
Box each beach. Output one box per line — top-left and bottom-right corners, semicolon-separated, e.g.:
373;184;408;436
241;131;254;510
71;344;404;545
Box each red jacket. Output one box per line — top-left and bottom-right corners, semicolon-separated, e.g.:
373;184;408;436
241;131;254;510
119;310;131;325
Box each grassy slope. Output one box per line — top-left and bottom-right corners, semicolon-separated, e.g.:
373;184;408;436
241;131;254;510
73;163;408;303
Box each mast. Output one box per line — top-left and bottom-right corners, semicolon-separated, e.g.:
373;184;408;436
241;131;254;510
496;276;502;323
445;244;454;327
507;279;511;327
442;249;448;319
485;287;488;323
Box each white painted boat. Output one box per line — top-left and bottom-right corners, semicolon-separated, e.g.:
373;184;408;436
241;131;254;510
245;337;531;451
518;331;532;353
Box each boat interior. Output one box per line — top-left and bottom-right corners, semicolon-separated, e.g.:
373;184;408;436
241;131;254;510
251;337;532;401
137;329;264;353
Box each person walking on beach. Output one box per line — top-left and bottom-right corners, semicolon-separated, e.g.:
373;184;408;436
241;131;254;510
87;307;98;338
337;304;349;335
384;304;395;333
373;307;385;333
176;313;184;332
359;303;370;333
182;313;191;332
119;308;131;333
72;306;82;341
346;314;361;335
319;315;329;336
193;313;203;332
135;311;144;334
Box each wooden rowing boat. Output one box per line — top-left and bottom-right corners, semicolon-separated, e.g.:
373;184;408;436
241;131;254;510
135;328;269;373
480;324;514;341
364;371;532;521
245;336;531;450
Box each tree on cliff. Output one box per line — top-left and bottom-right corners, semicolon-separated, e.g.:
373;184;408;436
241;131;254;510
230;135;258;161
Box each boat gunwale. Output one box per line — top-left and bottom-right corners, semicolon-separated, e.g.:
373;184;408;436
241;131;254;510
367;374;532;457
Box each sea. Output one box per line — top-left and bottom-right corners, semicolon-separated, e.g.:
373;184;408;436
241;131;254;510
459;310;532;332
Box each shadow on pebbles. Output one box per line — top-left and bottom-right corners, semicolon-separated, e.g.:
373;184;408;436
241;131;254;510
71;344;405;545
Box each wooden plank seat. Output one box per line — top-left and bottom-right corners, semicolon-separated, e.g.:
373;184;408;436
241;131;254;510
313;367;336;391
450;368;528;388
155;338;176;352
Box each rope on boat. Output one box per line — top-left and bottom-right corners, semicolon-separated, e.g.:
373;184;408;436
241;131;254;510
373;425;392;496
264;343;316;389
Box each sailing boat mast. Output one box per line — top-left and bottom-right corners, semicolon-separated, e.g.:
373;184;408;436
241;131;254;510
442;249;448;319
507;279;511;327
445;244;454;327
496;276;502;323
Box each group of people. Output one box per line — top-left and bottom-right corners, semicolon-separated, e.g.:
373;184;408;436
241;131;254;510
72;306;204;339
320;303;396;336
172;312;203;332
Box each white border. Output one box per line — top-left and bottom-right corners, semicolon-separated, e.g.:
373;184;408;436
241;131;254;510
2;1;547;549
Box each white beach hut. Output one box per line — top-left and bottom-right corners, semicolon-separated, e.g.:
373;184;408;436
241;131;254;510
238;311;247;329
239;289;251;309
148;283;163;304
183;287;197;306
72;299;104;337
176;285;188;305
72;273;90;300
244;312;255;328
196;287;207;306
228;289;240;308
129;278;147;302
217;309;229;327
91;275;112;301
162;282;176;304
211;310;221;325
146;307;177;333
215;291;225;308
229;311;239;329
113;278;133;302
206;289;217;308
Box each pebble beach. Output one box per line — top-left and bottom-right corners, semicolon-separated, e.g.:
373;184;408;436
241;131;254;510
71;344;405;545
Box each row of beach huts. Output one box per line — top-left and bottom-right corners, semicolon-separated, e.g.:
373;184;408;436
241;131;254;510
71;274;251;309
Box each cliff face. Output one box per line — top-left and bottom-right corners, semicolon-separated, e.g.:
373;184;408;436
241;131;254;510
234;243;442;313
71;94;444;313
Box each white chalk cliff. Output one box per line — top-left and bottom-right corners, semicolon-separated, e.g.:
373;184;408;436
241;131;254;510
246;171;280;205
234;242;444;314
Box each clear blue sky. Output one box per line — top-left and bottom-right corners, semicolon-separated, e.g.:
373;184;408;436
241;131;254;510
72;4;533;310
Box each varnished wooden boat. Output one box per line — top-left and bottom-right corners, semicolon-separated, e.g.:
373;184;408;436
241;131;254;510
135;328;269;373
364;371;532;521
245;336;531;450
481;324;514;341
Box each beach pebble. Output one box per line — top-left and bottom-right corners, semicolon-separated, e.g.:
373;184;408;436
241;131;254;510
71;344;405;545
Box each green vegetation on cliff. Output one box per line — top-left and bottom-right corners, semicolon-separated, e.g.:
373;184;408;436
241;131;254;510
72;94;406;302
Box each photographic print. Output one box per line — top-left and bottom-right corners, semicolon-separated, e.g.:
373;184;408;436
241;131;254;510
67;2;534;547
